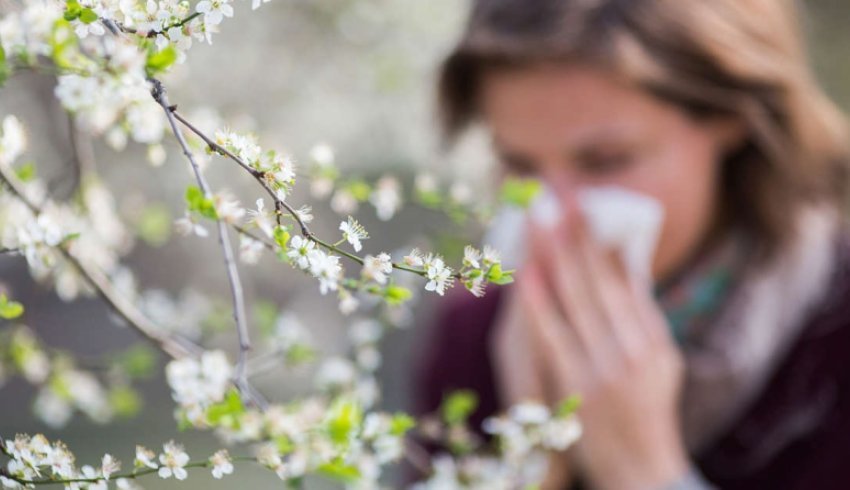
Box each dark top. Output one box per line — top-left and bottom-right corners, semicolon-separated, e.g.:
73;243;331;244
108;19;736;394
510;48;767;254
412;235;850;489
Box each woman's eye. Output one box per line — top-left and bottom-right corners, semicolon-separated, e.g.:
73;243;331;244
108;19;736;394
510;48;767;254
500;154;537;176
578;153;635;176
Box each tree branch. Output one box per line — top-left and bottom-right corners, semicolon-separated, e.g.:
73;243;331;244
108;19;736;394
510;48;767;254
166;108;455;279
149;78;266;410
0;164;200;360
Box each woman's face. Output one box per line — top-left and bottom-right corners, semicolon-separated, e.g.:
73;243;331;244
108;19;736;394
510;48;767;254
479;63;740;281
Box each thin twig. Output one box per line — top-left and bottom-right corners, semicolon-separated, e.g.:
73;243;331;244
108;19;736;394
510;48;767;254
404;437;433;476
2;455;257;486
167;109;454;279
0;165;200;360
149;78;266;410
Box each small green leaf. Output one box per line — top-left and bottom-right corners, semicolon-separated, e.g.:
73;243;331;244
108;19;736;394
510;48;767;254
317;459;361;483
389;413;416;436
110;385;142;418
115;344;157;379
275;435;294;455
184;185;217;219
63;1;82;21
254;300;278;338
14;162;36;182
0;294;24;319
285;344;315;366
0;43;7;88
415;189;443;209
206;389;245;426
145;45;177;76
136;204;172;246
344;180;371;202
490;271;514;285
556;394;582;417
325;398;362;445
441;390;478;425
500;177;542;208
273;226;291;249
383;284;412;306
79;8;98;24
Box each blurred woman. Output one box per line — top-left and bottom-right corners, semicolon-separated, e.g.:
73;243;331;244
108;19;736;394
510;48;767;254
414;0;850;488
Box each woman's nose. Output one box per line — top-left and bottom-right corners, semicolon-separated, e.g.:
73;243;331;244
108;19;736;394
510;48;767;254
541;168;580;211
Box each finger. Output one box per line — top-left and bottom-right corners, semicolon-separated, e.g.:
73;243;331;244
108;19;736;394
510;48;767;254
516;258;586;393
571;212;649;358
491;285;548;406
627;273;676;349
530;217;609;369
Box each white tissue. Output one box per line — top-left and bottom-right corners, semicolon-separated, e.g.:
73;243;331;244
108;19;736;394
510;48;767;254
483;184;665;282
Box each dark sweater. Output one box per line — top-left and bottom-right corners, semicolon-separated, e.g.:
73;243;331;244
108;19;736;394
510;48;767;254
413;236;850;489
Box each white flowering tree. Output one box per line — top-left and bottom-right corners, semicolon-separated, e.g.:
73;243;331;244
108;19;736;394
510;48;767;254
0;1;581;488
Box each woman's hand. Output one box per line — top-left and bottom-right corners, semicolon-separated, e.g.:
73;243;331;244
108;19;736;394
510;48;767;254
512;201;689;490
521;211;688;489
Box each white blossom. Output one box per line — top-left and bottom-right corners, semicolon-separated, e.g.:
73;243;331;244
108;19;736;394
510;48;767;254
174;213;209;238
165;350;233;410
361;253;392;285
424;254;454;296
247;198;275;237
307;248;342;294
339;216;368;252
463;245;482;269
239;234;264;264
309;143;335;166
135;446;158;469
101;454;120;481
209;450;233;479
370;176;401;221
403;248;425;268
286;235;315;270
196;0;234;27
157;441;189;480
0;115;27;166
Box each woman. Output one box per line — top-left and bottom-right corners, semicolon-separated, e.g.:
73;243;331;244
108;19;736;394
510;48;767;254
413;0;850;488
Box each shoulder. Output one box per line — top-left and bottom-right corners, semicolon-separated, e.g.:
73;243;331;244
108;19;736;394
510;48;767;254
698;230;850;489
411;284;507;426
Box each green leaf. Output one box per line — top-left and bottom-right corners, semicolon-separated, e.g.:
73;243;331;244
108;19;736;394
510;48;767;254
136;204;172;246
63;1;82;21
500;177;542;208
273;226;291;249
441;390;478;425
14;162;36;182
184;185;217;219
206;389;245;426
317;459;361;483
0;43;7;88
325;398;362;445
145;45;177;76
79;8;98;24
275;435;294;455
58;232;81;247
0;294;24;320
490;271;514;285
556;394;582;417
115;344;157;379
109;385;142;418
344;180;372;202
285;344;315;366
415;188;443;209
254;300;278;338
383;284;412;306
389;413;416;436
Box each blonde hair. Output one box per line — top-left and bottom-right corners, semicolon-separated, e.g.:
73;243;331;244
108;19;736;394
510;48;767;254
439;0;850;258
